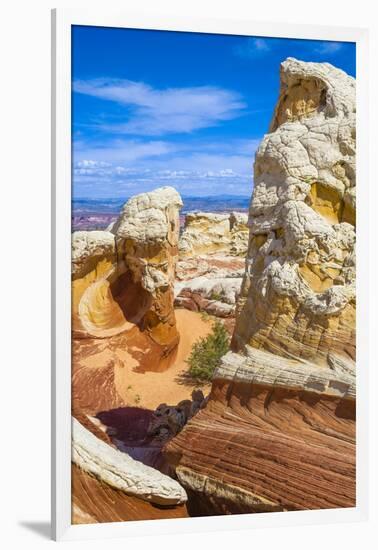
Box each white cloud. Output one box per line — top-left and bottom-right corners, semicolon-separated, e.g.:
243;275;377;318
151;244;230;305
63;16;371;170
72;137;257;197
76;159;111;168
234;38;272;58
234;37;345;59
73;79;246;136
74;138;176;164
314;41;344;54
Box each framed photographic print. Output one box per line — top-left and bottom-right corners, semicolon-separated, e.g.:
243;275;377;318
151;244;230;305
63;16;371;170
51;8;369;541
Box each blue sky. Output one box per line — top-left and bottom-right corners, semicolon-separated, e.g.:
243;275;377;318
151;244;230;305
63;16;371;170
72;26;356;199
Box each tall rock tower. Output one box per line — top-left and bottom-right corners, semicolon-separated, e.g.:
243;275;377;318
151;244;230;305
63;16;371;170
233;57;356;368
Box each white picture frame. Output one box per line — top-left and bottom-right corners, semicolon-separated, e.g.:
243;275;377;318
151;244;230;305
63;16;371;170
51;8;369;541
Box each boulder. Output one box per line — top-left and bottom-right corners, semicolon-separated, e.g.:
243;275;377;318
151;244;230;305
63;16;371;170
147;390;206;442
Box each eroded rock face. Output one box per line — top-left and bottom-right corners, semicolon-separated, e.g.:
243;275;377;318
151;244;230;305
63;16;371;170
175;276;242;318
233;58;356;367
165;349;355;513
165;59;356;515
179;212;249;258
72;187;183;356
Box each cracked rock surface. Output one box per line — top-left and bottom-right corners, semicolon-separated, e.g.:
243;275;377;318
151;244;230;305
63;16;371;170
72;186;182;352
233;58;356;367
165;59;356;515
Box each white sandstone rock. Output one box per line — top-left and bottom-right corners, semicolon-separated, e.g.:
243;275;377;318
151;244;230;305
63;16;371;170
216;346;355;400
233;58;356;366
112;186;183;243
72;417;187;506
179;211;248;258
72;231;115;278
175;276;242;305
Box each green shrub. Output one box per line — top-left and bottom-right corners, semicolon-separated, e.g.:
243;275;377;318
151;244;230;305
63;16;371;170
186;320;230;381
210;290;223;301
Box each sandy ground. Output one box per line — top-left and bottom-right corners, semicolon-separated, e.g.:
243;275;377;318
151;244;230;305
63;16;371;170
73;309;213;412
114;309;213;409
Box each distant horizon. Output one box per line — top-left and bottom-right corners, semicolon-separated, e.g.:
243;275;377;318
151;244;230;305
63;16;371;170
73;192;252;200
72;26;356;199
72;192;251;231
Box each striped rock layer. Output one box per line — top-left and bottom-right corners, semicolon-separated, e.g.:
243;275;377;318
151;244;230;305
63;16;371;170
72;186;183;369
164;348;355;514
233;58;356;367
165;59;356;515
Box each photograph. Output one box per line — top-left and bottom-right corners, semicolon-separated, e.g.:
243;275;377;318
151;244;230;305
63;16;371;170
70;24;356;524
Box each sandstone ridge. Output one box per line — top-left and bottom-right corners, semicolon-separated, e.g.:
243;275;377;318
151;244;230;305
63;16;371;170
165;349;355;513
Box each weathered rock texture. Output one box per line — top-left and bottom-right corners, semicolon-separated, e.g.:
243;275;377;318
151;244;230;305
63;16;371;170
175;254;245;320
175;276;242;318
179;212;249;258
233;58;356;368
147;389;206;441
165;59;356;515
175;212;247;319
72;187;183;360
72;417;187;506
165;348;355;513
72;464;188;524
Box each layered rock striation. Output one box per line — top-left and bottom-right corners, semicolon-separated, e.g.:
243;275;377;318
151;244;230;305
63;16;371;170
233;58;356;367
165;59;356;514
72;186;182;356
179;211;249;258
72;417;187;506
165;348;355;513
175;212;248;319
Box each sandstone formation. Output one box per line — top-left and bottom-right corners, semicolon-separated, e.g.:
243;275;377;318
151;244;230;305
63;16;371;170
165;348;355;513
72;464;188;524
165;59;356;514
175;253;245;320
179;211;249;258
72;187;183;361
72;417;187;506
72;308;213;420
175;276;242;318
233;58;356;367
175;212;248;319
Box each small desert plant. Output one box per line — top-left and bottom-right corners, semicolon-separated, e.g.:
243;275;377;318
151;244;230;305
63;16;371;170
210;290;223;301
200;311;211;322
134;394;141;405
186;320;230;381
